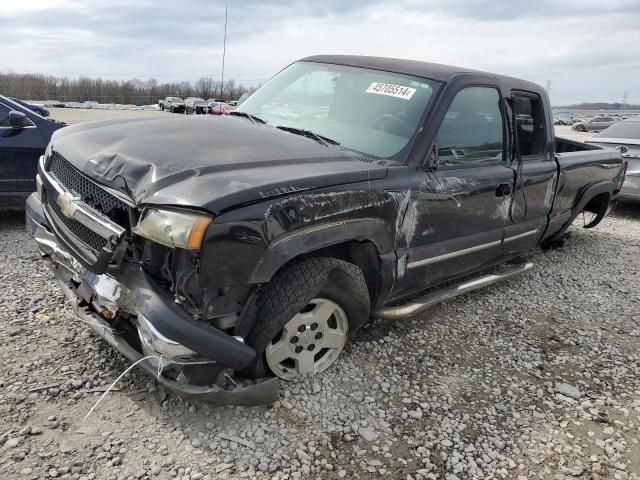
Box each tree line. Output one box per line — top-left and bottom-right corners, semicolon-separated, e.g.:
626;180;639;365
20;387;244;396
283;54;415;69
0;72;258;105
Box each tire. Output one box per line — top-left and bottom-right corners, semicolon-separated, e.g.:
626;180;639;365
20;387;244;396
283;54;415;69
244;257;370;379
160;104;164;111
576;124;586;132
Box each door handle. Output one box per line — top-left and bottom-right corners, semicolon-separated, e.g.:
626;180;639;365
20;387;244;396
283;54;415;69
495;183;512;197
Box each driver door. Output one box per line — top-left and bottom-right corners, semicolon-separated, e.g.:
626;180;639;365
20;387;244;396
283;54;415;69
392;86;515;298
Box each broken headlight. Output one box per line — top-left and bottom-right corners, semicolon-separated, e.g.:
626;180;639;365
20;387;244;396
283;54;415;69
132;208;211;251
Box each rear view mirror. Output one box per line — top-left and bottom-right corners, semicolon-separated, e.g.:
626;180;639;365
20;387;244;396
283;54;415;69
8;111;31;128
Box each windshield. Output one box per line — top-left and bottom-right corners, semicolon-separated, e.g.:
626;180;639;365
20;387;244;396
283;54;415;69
596;120;640;139
168;97;182;102
236;61;439;159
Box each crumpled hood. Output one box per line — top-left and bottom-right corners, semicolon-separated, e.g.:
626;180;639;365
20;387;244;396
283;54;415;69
49;115;388;213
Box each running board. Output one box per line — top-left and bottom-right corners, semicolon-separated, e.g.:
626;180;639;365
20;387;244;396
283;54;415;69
373;262;534;320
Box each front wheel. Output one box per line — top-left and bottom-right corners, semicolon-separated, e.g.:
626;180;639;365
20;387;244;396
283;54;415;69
575;124;586;132
244;257;370;380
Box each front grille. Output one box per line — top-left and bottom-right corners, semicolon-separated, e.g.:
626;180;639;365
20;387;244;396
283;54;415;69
48;153;129;219
46;191;107;254
44;153;132;269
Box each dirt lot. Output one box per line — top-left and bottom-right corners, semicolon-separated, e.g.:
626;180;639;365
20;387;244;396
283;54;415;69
48;108;164;125
1;110;639;480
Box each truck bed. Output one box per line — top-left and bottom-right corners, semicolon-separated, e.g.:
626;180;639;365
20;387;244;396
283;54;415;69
546;137;623;240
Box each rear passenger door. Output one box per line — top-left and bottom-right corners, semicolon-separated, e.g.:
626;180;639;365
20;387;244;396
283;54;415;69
502;92;557;255
392;86;516;298
0;101;43;194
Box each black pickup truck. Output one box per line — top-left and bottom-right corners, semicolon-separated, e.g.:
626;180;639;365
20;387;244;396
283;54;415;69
25;56;625;404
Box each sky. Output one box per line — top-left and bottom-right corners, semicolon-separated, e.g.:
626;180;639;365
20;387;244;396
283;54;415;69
1;0;639;105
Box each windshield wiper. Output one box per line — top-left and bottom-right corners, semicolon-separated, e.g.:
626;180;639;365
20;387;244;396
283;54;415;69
228;111;267;124
276;126;340;147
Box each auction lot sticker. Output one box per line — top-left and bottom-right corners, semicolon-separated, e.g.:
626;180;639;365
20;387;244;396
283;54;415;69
366;82;416;100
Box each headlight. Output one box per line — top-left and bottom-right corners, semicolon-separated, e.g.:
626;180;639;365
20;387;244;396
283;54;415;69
44;142;53;160
132;208;212;250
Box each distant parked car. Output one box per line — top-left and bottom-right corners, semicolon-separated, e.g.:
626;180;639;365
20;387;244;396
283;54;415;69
44;100;66;108
0;96;65;207
554;116;575;126
159;97;185;113
208;101;233;115
185;97;208;114
587;117;640;202
572;116;618;132
9;98;50;117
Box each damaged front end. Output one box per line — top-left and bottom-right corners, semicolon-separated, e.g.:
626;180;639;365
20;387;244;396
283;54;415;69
26;153;278;405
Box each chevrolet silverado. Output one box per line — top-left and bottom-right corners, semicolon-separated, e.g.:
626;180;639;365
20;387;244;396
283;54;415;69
26;56;625;404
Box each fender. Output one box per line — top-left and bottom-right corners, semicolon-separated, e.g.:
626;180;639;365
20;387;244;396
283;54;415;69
575;181;613;212
545;181;613;243
248;217;394;284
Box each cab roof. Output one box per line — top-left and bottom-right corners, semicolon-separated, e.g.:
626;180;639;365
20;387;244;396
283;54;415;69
301;55;544;94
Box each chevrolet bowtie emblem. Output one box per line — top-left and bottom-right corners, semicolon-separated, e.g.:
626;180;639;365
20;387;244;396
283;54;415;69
57;192;80;219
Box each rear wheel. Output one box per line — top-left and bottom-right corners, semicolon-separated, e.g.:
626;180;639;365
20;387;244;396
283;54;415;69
244;257;370;380
575;124;586;132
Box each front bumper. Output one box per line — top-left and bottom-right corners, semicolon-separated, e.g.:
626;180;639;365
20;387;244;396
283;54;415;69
25;193;279;405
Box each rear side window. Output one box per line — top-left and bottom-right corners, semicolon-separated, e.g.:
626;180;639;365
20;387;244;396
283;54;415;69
436;86;504;165
0;102;11;127
512;94;545;157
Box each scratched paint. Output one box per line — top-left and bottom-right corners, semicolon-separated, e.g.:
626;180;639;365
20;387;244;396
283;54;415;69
396;254;408;280
543;180;555;209
264;189;406;225
492;196;511;220
418;174;479;206
398;200;420;248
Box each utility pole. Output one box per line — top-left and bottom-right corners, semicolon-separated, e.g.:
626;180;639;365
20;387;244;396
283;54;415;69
220;6;228;101
621;91;628;110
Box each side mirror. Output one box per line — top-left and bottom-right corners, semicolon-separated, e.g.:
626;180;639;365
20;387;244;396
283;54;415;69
8;111;30;129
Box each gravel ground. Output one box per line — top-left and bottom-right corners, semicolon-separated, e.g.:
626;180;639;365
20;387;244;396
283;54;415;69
1;112;638;479
1;204;639;480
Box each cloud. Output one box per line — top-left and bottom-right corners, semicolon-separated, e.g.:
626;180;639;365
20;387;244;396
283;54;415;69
0;0;638;104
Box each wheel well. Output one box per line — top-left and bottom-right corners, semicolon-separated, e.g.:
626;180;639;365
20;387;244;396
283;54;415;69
582;192;610;228
297;241;381;306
